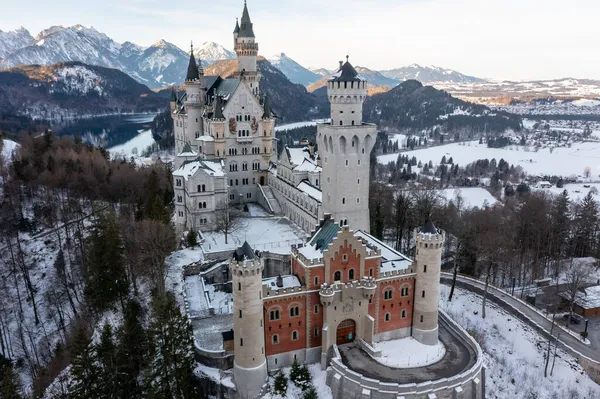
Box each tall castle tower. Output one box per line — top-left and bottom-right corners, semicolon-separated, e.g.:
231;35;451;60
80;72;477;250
230;242;267;398
234;1;261;97
316;57;376;232
181;44;205;152
412;221;445;345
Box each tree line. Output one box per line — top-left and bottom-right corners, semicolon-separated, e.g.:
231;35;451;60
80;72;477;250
0;133;200;398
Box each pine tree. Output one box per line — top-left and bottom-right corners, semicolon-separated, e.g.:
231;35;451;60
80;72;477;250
117;299;148;398
96;324;119;398
85;210;129;312
273;371;287;396
69;327;100;399
187;229;198;248
303;384;318;399
145;293;198;399
0;362;22;399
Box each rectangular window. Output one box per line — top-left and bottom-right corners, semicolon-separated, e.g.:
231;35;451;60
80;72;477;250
292;331;298;340
176;179;182;187
314;328;319;337
240;338;243;347
239;310;242;318
314;276;319;286
422;290;425;298
314;305;319;314
369;268;373;277
420;315;424;323
424;264;427;273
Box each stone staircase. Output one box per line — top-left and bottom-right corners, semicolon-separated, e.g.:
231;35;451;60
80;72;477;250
259;185;282;214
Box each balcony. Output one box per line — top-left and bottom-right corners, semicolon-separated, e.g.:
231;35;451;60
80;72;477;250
236;136;253;143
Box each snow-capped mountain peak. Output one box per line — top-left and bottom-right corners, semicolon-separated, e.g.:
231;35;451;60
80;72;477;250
194;42;235;64
267;52;319;86
0;27;33;58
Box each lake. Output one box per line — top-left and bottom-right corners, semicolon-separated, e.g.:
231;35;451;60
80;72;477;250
51;114;158;157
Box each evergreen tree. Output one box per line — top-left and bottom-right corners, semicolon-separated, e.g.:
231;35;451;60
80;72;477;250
0;361;22;399
141;170;171;223
289;357;302;386
550;190;570;262
117;299;148;398
85;210;129;312
187;229;198;248
69;328;100;399
571;192;598;257
303;385;318;399
145;293;198;399
273;371;288;396
96;324;119;398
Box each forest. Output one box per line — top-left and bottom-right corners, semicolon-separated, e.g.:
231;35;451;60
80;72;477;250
0;134;201;398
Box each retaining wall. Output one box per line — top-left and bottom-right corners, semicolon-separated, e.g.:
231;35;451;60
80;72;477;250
326;311;485;399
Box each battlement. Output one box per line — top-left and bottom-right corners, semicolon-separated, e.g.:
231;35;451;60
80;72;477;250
229;258;263;277
415;229;445;244
319;277;377;306
262;284;306;298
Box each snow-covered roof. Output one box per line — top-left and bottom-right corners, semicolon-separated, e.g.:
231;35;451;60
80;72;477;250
262;275;302;290
355;231;413;272
563;285;600;310
195;135;215;142
286;146;321;172
297;180;322;202
173;159;225;180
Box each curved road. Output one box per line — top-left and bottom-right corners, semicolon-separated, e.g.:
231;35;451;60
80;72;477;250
338;318;476;384
441;273;600;363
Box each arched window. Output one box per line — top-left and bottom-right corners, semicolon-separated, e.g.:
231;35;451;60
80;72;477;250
269;309;280;320
384;289;393;300
334;271;341;281
401;286;410;297
385;313;391;322
348;269;355;280
272;334;279;344
292;331;299;341
401;309;407;318
289;306;300;317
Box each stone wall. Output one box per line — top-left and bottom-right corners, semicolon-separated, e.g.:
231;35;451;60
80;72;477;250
325;310;485;399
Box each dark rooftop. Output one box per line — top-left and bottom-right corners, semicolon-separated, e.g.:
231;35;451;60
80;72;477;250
421;220;438;234
330;58;363;82
233;241;256;261
311;219;341;252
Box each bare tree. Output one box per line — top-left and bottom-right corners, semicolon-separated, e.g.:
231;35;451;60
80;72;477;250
214;201;246;245
134;220;176;297
564;260;594;327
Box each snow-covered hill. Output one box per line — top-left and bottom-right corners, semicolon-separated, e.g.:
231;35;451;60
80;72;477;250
380;64;485;84
267;53;320;86
195;41;235;65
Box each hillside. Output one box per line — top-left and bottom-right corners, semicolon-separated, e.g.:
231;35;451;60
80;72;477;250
205;57;329;122
0;61;166;120
364;80;522;134
380;64;485;84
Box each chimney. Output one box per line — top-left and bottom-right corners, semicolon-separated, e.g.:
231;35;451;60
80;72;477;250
276;275;283;288
339;60;343;69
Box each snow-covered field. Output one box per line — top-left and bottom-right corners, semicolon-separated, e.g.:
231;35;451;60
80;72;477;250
534;182;600;202
379;140;600;178
200;216;307;255
441;188;498;208
263;363;332;399
375;337;446;368
1;138;19;165
439;285;600;398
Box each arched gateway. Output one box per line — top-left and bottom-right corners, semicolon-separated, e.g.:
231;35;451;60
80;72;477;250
336;319;356;345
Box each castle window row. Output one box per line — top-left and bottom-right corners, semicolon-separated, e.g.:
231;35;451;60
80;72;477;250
236;114;253;122
238;129;251;137
198;202;207;209
229;178;256;186
270;331;299;345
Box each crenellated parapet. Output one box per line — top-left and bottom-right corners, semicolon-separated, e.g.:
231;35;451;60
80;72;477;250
319;277;377;307
262;285;306;298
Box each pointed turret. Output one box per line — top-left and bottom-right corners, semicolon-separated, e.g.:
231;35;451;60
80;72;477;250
262;94;272;119
239;1;255;38
170;88;177;102
186;44;199;81
233;18;240;34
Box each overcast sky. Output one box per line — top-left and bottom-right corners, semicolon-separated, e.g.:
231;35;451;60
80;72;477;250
1;0;599;81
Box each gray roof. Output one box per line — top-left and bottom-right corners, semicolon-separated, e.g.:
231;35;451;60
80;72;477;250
233;241;256;261
238;2;255;38
233;18;240;34
421;220;438;234
186;47;200;81
216;79;240;99
330;60;362;82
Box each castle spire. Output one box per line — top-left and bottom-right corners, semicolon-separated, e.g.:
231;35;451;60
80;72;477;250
186;43;199;81
239;1;255;38
233;17;240;34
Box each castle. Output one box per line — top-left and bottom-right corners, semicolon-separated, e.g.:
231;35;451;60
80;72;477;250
173;3;485;399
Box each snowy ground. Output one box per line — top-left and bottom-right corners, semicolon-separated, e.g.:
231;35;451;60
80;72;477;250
439;285;600;398
1;138;19;164
263;363;332;399
378;140;600;178
534;182;600;202
441;187;498;208
374;337;446;368
200;216;307;255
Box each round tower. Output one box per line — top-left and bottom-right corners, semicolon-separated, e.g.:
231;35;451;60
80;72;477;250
412;221;445;345
316;57;376;232
234;1;261;96
183;44;204;151
230;242;267;399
